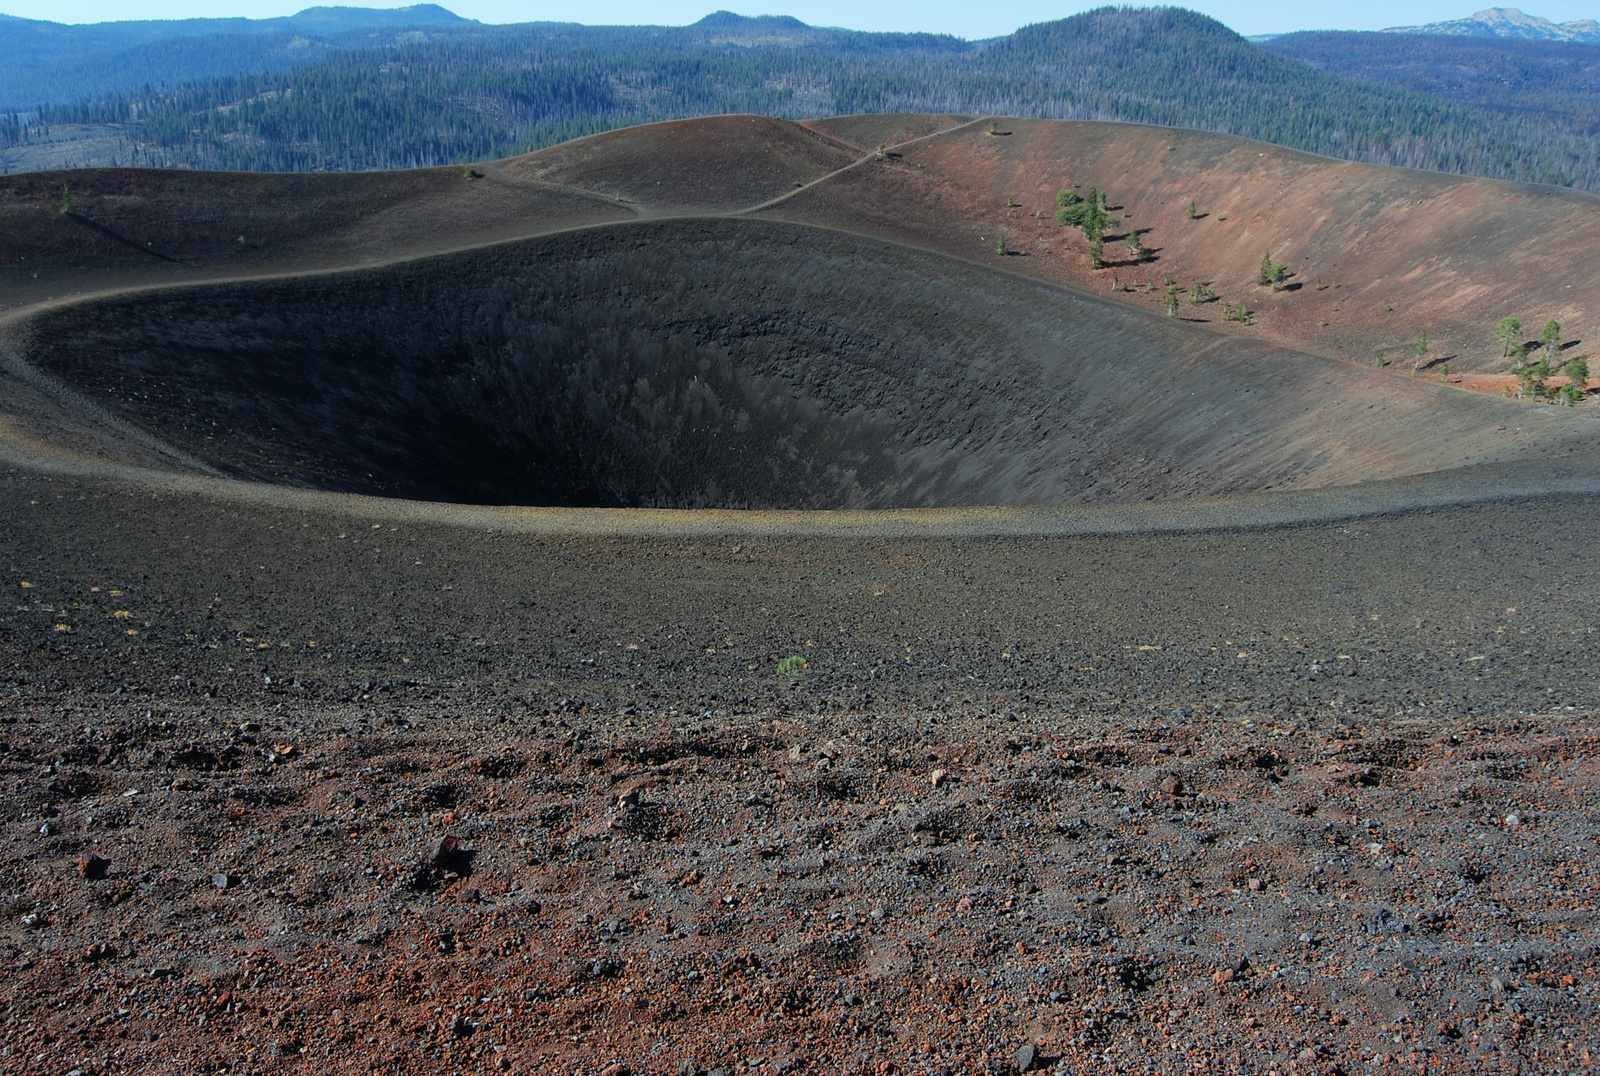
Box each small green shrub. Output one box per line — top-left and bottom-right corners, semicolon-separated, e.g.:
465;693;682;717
1056;203;1088;228
1518;359;1550;398
776;655;807;678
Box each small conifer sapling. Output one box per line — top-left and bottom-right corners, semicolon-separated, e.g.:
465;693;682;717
1494;316;1522;360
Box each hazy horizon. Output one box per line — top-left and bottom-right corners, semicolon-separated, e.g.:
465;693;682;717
2;1;1596;42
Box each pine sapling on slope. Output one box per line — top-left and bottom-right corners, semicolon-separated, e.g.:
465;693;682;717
1495;316;1522;360
1565;354;1590;390
1412;330;1429;375
1557;355;1590;405
1518;358;1550;398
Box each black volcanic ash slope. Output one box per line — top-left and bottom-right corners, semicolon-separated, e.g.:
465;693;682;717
16;218;1528;509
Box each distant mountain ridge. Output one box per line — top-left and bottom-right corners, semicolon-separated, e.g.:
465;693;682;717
0;5;472;39
5;5;1600;195
0;5;475;108
1263;28;1600;135
1384;7;1600;42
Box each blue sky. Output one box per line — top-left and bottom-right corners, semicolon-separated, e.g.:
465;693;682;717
2;0;1596;39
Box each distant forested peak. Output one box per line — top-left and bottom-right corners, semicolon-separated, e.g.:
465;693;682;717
275;6;477;30
693;11;810;30
1001;6;1248;48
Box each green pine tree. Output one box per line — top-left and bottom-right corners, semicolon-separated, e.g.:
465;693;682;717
1562;354;1589;396
1494;316;1522;359
1518;358;1550;398
1540;319;1561;361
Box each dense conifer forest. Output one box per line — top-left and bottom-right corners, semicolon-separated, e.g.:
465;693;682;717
1260;31;1600;136
4;7;1600;191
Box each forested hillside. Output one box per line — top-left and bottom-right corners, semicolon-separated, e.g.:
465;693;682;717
5;7;1600;191
1262;31;1600;135
0;6;474;109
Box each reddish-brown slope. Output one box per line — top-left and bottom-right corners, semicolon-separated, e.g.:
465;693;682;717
499;115;858;213
798;117;1600;375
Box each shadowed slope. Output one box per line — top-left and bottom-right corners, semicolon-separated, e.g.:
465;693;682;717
12;218;1572;510
0;163;632;312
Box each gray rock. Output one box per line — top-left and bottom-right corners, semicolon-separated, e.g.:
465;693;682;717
429;836;462;868
1015;1043;1038;1072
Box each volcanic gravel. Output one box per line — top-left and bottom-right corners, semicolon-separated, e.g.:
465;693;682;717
2;473;1598;1075
3;111;1599;1076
